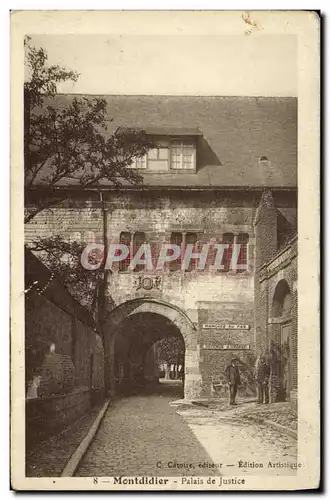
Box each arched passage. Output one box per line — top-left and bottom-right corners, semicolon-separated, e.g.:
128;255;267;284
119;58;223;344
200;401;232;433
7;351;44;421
270;279;293;402
113;312;185;396
271;279;292;318
103;298;200;400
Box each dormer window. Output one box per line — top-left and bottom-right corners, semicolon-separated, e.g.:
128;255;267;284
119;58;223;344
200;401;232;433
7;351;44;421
128;132;199;173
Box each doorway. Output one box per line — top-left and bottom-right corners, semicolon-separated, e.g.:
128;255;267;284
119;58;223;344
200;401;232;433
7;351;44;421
271;279;293;402
280;322;292;401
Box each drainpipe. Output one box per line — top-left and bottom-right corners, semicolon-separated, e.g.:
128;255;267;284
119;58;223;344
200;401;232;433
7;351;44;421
99;191;111;397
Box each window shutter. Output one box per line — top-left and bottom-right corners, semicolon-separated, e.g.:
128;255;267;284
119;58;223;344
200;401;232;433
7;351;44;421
170;232;183;270
119;232;131;272
222;233;235;272
133;232;146;272
236;233;249;273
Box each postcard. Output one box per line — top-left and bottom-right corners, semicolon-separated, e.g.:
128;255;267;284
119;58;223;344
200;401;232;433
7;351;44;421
10;10;320;491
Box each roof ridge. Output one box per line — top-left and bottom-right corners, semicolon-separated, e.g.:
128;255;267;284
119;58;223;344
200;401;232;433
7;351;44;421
55;93;297;99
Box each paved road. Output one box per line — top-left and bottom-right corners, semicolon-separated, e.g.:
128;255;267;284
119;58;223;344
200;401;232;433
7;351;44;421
178;405;298;477
76;381;217;477
76;381;297;478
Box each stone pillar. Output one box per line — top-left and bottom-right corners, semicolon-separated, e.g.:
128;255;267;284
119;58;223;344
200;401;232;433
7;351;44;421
184;344;203;400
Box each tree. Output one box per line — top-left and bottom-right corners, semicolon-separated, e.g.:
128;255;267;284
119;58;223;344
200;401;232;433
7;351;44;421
24;39;152;308
28;236;105;312
24;37;151;223
155;336;185;380
156;336;185;366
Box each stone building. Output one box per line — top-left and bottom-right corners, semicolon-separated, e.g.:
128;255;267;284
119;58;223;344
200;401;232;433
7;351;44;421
254;190;297;407
25;95;297;402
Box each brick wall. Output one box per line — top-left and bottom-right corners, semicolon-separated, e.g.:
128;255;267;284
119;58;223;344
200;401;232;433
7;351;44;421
255;237;297;408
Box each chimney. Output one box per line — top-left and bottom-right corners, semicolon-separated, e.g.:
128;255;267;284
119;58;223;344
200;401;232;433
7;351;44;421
258;156;271;168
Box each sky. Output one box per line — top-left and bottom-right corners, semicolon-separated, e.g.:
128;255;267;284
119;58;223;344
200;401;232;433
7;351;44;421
27;34;297;97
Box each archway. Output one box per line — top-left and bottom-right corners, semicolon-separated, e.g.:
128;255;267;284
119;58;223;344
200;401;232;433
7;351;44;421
103;298;200;400
113;312;185;397
270;279;292;402
272;279;292;318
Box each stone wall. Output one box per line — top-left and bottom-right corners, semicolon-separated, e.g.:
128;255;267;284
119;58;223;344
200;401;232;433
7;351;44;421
26;388;91;444
25;249;105;437
197;301;255;398
25;290;104;397
25;188;297;401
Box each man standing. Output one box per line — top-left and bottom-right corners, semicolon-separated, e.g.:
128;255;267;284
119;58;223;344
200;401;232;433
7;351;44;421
225;358;241;405
255;352;270;404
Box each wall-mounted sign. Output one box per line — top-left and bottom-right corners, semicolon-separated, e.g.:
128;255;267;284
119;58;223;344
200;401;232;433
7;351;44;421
202;323;250;330
202;344;250;350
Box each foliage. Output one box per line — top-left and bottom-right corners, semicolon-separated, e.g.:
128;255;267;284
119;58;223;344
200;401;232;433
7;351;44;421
29;235;104;311
155;336;185;366
24;38;152;223
24;39;153;310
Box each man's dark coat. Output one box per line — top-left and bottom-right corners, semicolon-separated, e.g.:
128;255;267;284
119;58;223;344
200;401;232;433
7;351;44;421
225;364;241;386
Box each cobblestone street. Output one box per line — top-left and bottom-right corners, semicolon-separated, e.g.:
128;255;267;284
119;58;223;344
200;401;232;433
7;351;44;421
77;381;217;477
76;381;298;478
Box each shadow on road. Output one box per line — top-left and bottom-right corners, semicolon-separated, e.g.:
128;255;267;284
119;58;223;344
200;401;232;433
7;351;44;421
77;379;220;477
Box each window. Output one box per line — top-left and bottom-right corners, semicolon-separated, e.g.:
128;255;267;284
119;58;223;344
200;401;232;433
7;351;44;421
169;232;198;271
170;232;183;271
147;143;170;172
236;233;249;273
170;141;195;170
119;232;131;272
127;137;196;172
119;231;147;272
133;232;146;272
221;233;235;272
216;232;249;273
185;232;198;271
148;147;169;161
127;155;147;169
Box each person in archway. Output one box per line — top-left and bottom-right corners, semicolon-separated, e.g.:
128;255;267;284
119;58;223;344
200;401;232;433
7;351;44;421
225;358;241;405
255;351;270;404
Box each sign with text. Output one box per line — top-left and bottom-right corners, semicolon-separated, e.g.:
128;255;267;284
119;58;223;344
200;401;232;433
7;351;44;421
202;344;250;350
202;324;250;330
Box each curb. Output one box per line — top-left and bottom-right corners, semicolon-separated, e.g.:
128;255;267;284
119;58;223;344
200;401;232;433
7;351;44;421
263;419;297;440
61;399;110;477
244;415;297;440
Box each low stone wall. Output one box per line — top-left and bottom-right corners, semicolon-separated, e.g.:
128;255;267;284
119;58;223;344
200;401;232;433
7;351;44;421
26;388;92;444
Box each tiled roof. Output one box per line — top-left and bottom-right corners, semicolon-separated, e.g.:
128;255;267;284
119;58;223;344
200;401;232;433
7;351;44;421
39;94;298;189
